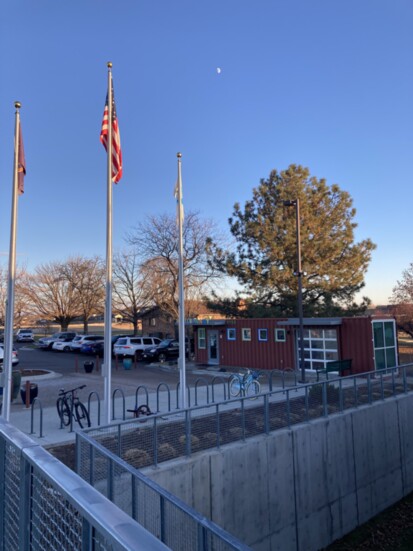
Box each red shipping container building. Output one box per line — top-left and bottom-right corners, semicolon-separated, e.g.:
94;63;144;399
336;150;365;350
190;316;397;376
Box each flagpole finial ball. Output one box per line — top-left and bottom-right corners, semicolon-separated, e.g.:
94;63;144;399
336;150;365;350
177;152;182;158
14;101;21;109
107;61;113;68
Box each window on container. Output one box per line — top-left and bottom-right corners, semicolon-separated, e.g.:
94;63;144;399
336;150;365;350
258;329;268;341
242;328;251;341
227;328;236;341
372;320;397;371
198;328;206;349
275;329;286;342
297;328;338;371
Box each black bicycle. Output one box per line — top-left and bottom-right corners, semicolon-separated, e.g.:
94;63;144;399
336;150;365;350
56;384;91;428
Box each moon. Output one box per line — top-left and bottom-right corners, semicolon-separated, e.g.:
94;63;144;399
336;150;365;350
216;67;222;74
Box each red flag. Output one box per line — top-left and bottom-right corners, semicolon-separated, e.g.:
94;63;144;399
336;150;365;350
17;124;26;195
100;82;122;183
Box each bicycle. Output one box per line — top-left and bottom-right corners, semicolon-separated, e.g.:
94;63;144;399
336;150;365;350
56;384;91;428
229;369;261;398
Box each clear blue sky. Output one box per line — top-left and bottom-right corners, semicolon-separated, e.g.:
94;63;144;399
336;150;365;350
1;0;412;306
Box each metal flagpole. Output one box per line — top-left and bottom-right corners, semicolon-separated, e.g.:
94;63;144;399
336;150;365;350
176;153;186;409
2;102;21;420
103;63;113;424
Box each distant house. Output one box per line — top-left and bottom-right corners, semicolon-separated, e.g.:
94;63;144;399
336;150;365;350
190;316;398;375
139;307;175;339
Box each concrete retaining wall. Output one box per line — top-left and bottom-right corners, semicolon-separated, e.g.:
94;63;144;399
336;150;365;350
144;393;413;551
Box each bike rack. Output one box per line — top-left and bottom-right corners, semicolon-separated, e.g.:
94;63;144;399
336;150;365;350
135;385;149;410
176;383;191;409
156;383;171;412
194;378;210;406
211;377;227;402
112;388;125;421
87;391;101;426
30;398;43;438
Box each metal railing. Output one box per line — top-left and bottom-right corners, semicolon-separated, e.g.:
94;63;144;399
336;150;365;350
79;364;413;471
76;430;250;551
0;419;169;551
75;364;413;551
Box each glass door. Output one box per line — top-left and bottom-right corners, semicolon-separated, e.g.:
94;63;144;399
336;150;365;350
372;320;397;371
208;330;219;365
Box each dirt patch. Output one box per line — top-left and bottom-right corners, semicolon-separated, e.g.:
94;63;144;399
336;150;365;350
47;442;76;470
20;369;51;377
326;491;413;550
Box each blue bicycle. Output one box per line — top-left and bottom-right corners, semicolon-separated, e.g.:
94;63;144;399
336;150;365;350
229;369;261;398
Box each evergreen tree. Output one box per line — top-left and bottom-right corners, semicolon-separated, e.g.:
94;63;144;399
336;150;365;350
209;164;375;317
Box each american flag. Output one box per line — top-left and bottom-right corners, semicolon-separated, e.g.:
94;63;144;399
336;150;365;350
100;81;122;183
17;123;26;195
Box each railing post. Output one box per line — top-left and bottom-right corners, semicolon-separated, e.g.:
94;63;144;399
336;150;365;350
215;404;221;449
19;453;32;551
286;389;291;427
367;374;372;404
264;394;270;434
354;377;358;407
153;416;158;467
304;385;309;421
0;436;5;548
185;410;191;457
322;382;328;417
241;398;246;440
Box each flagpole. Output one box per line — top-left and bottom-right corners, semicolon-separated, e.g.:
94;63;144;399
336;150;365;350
176;153;186;409
103;63;113;424
2;102;21;420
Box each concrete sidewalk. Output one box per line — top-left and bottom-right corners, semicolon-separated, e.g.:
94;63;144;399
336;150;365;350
7;367;234;446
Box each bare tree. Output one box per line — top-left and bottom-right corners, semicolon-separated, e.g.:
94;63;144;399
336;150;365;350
61;256;105;333
0;264;33;329
127;212;225;320
113;251;153;334
23;261;81;331
389;263;413;337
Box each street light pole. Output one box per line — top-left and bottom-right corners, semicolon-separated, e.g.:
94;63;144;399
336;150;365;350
283;199;306;383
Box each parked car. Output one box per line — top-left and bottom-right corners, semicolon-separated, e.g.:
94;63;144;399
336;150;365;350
111;334;132;356
113;336;162;360
80;340;104;357
15;329;35;343
38;332;77;350
141;339;180;363
52;336;76;352
0;345;19;367
70;335;103;352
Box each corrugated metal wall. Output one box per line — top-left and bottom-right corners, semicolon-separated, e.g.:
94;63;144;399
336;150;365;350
194;319;295;370
340;317;375;373
193;316;396;373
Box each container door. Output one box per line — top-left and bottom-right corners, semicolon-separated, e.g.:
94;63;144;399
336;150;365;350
372;320;397;371
208;330;219;365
